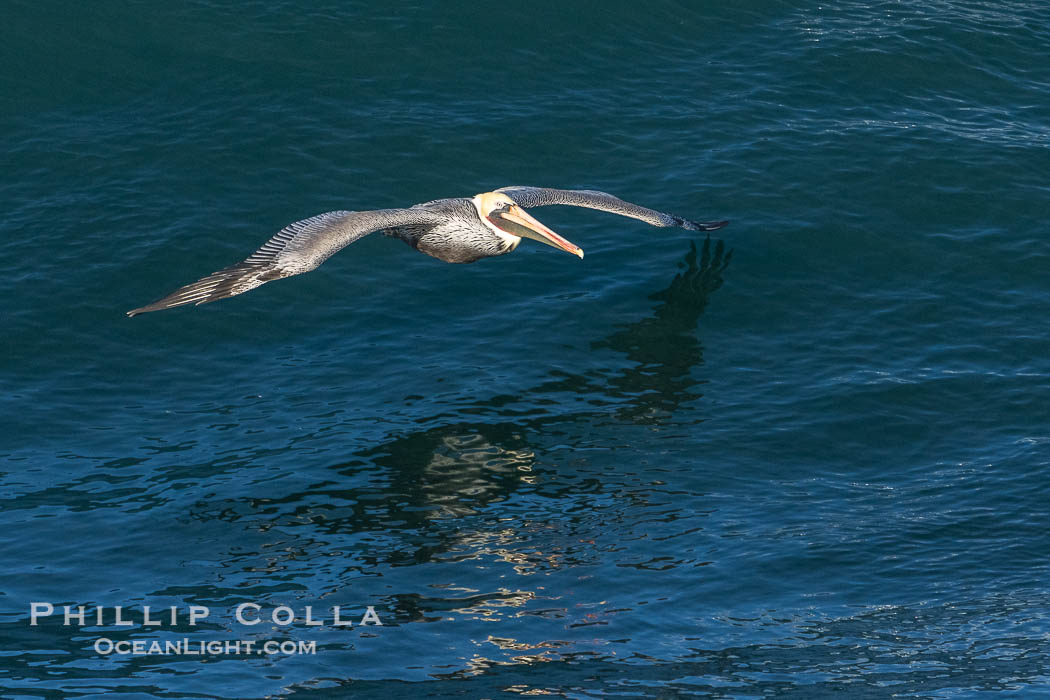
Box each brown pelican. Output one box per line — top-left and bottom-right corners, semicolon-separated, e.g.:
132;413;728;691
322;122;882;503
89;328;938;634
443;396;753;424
126;186;728;316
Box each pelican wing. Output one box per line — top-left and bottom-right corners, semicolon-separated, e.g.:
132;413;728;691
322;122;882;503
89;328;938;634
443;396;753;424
496;186;728;232
127;207;439;316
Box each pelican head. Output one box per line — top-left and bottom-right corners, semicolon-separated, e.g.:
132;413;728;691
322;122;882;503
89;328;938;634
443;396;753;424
473;191;584;259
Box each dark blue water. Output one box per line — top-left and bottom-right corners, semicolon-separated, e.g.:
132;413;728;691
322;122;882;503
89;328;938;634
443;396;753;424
3;1;1050;697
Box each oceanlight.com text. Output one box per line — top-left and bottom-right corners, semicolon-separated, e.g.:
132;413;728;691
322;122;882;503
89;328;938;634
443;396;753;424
94;638;317;656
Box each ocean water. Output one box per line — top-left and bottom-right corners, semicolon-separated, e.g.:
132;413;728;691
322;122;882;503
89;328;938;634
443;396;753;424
3;0;1050;697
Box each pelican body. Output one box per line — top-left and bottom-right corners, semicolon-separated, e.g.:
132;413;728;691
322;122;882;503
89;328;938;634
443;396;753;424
127;186;727;316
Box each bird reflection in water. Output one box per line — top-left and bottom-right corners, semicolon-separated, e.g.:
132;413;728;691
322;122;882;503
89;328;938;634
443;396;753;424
214;235;730;530
593;235;732;422
359;235;732;522
191;236;731;637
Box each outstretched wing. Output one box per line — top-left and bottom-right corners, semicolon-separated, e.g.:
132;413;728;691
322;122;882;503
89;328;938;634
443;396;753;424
127;207;439;316
496;186;728;232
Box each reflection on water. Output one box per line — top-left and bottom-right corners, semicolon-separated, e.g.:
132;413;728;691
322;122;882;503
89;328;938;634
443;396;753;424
203;235;728;513
207;235;729;524
3;239;737;692
366;429;536;519
595;237;731;422
2;236;789;700
156;238;733;673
